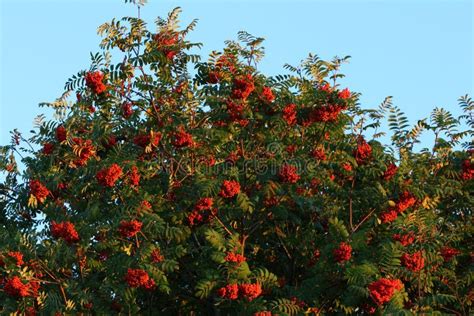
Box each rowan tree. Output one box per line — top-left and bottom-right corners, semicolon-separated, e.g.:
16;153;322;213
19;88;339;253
0;3;472;315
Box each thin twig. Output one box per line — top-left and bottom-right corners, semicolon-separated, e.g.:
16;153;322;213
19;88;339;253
351;208;376;234
348;177;356;231
215;216;233;236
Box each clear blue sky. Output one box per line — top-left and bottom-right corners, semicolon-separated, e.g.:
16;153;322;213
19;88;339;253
1;0;472;146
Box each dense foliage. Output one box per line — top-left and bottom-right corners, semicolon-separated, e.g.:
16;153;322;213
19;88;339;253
1;5;473;315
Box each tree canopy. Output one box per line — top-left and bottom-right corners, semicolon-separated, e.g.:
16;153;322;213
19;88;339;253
0;5;473;315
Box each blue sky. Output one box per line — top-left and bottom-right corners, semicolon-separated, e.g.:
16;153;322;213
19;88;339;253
0;0;472;146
